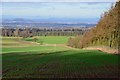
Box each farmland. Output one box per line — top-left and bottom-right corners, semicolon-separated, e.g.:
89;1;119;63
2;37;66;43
24;36;70;44
2;36;119;78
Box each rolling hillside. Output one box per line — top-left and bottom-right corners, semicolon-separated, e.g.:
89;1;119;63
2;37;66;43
2;37;119;78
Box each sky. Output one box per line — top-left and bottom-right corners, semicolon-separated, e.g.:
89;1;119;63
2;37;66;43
1;0;117;2
1;2;115;23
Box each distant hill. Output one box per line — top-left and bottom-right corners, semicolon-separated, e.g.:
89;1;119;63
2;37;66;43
68;1;120;49
2;19;96;28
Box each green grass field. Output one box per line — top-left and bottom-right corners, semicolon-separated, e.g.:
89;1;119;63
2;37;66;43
2;37;119;78
2;46;69;53
24;36;70;44
1;37;39;48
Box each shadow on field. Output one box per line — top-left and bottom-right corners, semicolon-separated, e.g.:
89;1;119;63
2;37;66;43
2;50;119;79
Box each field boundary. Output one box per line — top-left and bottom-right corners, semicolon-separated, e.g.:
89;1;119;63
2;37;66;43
83;46;118;54
40;44;80;50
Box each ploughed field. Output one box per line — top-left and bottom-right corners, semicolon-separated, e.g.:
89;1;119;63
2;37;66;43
2;37;119;78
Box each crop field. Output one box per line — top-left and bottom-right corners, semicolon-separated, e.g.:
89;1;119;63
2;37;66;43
2;37;119;79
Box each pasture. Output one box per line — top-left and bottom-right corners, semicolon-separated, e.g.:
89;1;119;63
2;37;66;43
2;37;119;78
24;36;71;44
1;37;39;48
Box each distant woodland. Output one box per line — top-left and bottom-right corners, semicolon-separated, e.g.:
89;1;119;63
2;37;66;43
1;28;89;38
68;2;120;49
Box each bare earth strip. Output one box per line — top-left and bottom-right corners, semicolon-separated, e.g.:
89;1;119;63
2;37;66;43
40;44;79;50
40;44;118;54
83;46;119;54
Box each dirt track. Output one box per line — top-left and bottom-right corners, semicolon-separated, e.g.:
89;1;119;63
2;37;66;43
83;47;119;54
40;44;79;50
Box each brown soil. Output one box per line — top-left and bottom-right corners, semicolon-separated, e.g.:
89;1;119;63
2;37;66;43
83;46;119;54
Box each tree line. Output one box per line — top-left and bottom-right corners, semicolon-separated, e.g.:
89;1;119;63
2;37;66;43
1;27;89;38
68;2;120;49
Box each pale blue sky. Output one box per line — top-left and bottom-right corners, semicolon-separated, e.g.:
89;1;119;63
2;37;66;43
1;2;114;23
1;0;116;2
